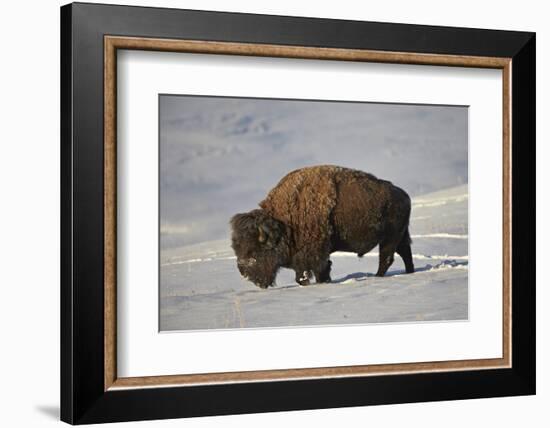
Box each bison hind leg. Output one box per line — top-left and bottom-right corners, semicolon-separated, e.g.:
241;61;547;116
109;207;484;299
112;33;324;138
396;228;415;274
375;236;399;277
375;247;395;277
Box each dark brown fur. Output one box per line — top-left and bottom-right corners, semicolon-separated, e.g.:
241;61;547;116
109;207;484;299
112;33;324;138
231;165;414;288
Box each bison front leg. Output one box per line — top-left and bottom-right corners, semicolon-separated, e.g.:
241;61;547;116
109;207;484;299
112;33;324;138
314;259;332;283
295;269;313;286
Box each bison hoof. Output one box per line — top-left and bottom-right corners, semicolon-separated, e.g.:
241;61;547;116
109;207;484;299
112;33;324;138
297;271;312;286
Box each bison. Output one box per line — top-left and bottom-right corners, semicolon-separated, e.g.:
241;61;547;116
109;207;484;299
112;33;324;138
230;165;414;288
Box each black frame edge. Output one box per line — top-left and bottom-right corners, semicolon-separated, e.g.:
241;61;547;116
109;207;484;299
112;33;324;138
60;3;74;425
71;1;533;57
510;33;536;393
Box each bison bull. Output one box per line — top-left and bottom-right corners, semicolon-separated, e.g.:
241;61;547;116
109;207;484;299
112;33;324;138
230;165;414;288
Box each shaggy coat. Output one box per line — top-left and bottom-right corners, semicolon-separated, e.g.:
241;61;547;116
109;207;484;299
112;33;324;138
231;165;414;288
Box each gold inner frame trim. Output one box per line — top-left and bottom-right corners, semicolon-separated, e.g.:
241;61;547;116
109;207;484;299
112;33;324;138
104;35;512;391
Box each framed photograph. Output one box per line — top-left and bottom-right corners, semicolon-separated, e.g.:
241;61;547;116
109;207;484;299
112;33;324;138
60;2;535;424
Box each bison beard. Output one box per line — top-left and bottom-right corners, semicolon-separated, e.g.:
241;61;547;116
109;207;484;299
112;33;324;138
230;165;414;289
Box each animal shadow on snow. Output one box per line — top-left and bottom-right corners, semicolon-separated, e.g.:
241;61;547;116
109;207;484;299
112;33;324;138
333;260;469;284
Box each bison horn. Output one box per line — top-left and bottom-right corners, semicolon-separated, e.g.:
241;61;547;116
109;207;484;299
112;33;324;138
258;226;267;243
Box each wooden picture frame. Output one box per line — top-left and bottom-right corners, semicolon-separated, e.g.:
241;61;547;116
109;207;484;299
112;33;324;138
61;2;535;424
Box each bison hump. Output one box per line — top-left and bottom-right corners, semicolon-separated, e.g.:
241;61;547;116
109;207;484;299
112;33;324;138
259;166;338;249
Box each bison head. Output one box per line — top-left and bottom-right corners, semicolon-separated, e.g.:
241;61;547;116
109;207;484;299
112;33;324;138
230;209;287;289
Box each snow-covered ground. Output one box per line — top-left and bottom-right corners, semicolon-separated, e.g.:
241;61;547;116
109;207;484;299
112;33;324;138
160;184;468;331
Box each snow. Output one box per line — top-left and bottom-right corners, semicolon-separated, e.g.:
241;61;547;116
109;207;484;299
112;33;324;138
160;184;468;331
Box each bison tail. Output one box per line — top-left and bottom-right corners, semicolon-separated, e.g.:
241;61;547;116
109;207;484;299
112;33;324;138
403;227;412;245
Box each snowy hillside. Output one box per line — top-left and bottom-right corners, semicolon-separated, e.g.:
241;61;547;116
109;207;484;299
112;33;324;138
160;96;467;250
160;184;468;331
